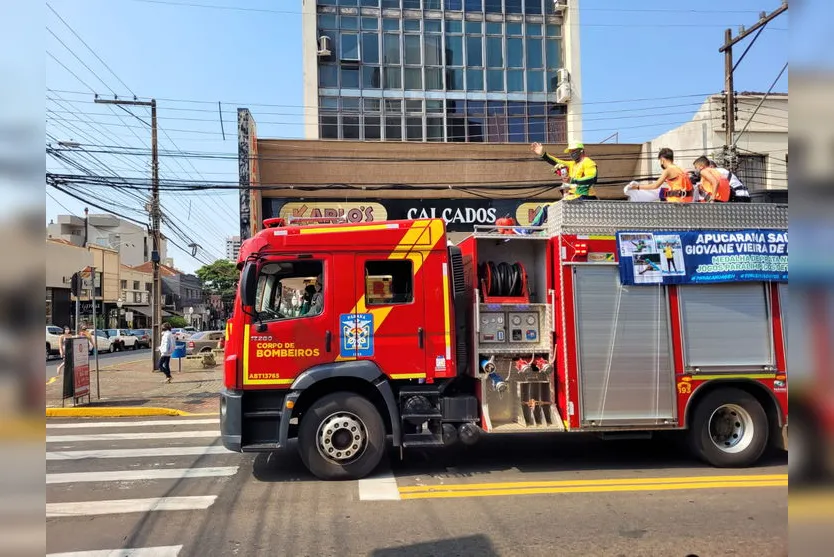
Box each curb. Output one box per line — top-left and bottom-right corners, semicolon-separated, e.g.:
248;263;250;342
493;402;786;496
46;406;197;418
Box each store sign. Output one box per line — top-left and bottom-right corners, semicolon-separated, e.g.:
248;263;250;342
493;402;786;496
79;300;102;314
267;199;553;232
616;229;789;286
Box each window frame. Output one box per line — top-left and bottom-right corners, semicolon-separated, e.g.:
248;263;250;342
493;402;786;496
364;259;415;306
254;260;325;322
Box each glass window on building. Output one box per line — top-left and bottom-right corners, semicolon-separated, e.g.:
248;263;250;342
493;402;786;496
121;280;127;289
342;67;360;88
485;0;502;14
364;98;382;111
507;69;524;92
404;35;421;65
365;115;382;140
445;20;462;34
467;100;486;142
445;35;463;65
525;0;543;15
546;24;561;37
343;115;361;140
486;36;502;68
425;67;444;89
465;0;483;11
319;65;338;88
321;115;339;139
404;67;423;89
467;68;484;91
386;115;403;140
506;22;522;36
427;117;444;141
507;37;522;68
447;99;466;142
526;37;543;68
546;38;561;68
406;116;423;141
404;19;421;32
424;19;442;33
384;65;402;88
362;17;379;30
383;33;401;64
318;15;338;30
320;0;338;7
445;0;463;10
526;69;544;92
485;22;502;35
403;0;421;8
340;34;360;61
508;102;526;143
424;0;442;9
361;0;381;5
466;35;483;67
446;68;464;90
362;33;380;64
505;0;522;14
526;23;543;37
382;18;400;31
465;21;482;34
486;69;503;92
424;34;443;65
528;101;546;143
382;0;401;8
133;281;140;290
362;66;381;88
341;16;359;31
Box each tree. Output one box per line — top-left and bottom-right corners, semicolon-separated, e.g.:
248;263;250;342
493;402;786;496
195;259;238;295
165;316;188;328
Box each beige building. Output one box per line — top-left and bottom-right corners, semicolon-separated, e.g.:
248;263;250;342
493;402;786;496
642;93;788;197
45;239;93;328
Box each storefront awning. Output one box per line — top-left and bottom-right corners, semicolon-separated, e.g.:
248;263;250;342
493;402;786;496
127;306;174;318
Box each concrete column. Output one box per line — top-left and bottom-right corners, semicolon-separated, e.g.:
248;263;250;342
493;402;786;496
302;0;320;139
564;0;583;143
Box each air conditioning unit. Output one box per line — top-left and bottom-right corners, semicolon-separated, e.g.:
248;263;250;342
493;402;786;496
556;68;570;85
553;0;568;12
556;82;571;103
317;35;332;57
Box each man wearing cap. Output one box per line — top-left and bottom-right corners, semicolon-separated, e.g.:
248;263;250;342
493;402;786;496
530;141;599;201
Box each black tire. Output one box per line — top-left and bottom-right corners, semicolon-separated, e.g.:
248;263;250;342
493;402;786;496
297;391;385;481
688;387;769;468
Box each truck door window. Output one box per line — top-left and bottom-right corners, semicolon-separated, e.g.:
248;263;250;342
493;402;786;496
365;260;413;305
255;260;324;320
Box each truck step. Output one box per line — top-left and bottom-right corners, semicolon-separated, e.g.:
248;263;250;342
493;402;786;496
241;442;283;452
243;410;283;419
402;433;444;447
398;386;441;398
400;412;443;420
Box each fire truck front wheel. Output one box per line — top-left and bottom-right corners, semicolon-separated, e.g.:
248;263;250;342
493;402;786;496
298;391;385;481
689;387;769;468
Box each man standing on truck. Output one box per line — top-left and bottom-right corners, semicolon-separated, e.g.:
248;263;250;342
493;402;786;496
530;141;599;201
709;159;751;202
694;156;731;202
627;147;693;202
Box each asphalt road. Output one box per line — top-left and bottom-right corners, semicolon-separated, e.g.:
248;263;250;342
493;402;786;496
46;417;788;557
45;348;152;380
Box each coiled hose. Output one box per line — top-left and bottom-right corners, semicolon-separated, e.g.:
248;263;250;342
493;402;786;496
478;261;525;297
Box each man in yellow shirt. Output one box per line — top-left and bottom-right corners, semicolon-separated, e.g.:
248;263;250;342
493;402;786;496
530;141;599;201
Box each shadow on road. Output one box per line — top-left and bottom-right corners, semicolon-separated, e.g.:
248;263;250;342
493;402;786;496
248;432;787;484
370;534;498;557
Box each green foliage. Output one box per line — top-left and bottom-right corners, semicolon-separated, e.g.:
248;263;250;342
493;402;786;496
195;259;238;295
165;316;188;328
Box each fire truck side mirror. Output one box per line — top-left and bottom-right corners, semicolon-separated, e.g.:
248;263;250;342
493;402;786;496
240;262;258;308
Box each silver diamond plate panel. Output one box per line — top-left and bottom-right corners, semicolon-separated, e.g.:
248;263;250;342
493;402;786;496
546;200;788;236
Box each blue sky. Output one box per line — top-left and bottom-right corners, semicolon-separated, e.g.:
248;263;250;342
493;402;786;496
45;0;789;273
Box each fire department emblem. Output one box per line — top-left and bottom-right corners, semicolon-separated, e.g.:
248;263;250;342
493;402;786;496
340;313;374;358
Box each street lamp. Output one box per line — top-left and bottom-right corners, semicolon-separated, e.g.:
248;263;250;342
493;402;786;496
116;298;124;328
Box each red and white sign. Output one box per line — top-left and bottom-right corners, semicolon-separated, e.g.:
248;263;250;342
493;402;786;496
72;337;90;397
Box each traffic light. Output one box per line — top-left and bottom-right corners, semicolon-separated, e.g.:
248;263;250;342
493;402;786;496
70;272;81;296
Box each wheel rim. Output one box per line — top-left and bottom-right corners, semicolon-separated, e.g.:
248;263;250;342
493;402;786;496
708;403;754;454
316;411;368;465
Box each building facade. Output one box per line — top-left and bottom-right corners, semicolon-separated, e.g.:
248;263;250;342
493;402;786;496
225;236;241;261
644;93;788;200
46;239;93;328
133;262;206;329
301;0;582;143
47;213;168;268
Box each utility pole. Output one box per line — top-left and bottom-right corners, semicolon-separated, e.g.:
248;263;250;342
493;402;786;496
94;97;161;370
719;1;788;172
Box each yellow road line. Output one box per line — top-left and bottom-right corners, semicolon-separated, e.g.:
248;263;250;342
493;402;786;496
398;474;788;500
46;376;58;385
46;407;194;418
400;479;786;500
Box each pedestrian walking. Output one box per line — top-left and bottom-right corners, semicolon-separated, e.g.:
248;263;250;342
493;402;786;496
158;322;175;383
56;326;72;376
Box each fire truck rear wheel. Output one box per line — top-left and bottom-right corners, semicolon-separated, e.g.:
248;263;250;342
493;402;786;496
298;391;385;481
689;387;769;468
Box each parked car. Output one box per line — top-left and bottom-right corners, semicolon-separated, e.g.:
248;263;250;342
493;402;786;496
171;328;191;342
183;326;199;334
46;325;64;359
89;330;115;354
186;330;224;355
131;329;151;349
105;329;138;351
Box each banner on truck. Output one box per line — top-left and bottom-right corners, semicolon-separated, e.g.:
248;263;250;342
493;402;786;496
616;229;788;286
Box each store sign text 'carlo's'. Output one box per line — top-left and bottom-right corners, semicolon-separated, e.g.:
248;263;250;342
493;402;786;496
280;202;388;223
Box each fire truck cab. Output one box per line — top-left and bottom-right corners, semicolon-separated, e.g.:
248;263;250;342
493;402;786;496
220;201;788;481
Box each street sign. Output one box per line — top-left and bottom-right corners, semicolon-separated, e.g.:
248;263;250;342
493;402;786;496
125;311;134;322
62;336;90;403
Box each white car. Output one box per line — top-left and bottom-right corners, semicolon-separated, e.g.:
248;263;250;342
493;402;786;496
89;330;115;354
46;325;64;359
105;328;138;351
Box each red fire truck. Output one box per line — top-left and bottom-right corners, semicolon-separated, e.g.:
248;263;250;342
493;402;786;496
220;201;788;480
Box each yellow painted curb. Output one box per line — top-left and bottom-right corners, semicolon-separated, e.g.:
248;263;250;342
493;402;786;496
46;406;194;418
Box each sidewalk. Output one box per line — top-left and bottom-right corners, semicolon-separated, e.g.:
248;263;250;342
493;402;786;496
46;356;223;416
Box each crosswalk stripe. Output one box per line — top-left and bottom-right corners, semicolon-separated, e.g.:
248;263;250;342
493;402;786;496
46;466;239;484
47;431;218;443
46;546;183;557
47;419;218;429
47;446;230;460
358;471;401;501
46;496;217;517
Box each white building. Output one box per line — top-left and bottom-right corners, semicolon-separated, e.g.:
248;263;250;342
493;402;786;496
226;236;241;261
46;213;168;268
642;92;788;194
